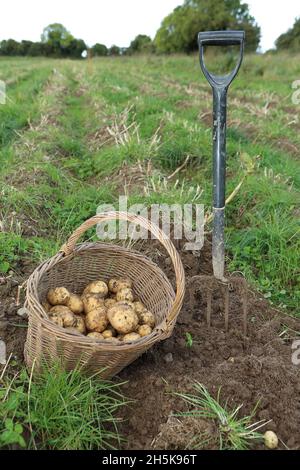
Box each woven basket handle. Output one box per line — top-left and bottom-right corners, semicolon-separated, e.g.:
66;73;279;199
61;211;185;326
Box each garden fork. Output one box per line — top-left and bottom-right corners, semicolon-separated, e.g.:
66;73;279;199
189;31;248;334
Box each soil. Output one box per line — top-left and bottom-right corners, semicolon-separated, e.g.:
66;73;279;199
117;239;300;450
0;238;300;450
0;260;33;360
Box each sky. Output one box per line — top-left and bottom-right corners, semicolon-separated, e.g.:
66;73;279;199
0;0;299;51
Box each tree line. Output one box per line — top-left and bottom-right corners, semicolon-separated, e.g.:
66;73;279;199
0;25;155;58
0;1;299;58
0;24;87;58
276;17;300;52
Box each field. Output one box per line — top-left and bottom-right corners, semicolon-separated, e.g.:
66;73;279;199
0;53;299;450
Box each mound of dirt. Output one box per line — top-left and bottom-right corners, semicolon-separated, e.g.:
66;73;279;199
1;239;299;450
118;239;300;450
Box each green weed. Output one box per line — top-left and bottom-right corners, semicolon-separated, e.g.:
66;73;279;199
174;382;266;450
0;362;127;450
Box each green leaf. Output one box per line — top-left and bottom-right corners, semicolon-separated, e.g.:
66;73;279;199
185;332;193;348
17;434;26;448
14;423;23;434
0;261;10;273
4;418;14;431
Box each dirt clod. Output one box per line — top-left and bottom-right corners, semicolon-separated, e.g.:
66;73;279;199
164;353;173;363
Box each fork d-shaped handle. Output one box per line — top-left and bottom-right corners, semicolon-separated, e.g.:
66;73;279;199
198;31;245;281
198;30;244;88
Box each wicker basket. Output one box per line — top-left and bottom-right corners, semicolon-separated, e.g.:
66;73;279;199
24;212;185;378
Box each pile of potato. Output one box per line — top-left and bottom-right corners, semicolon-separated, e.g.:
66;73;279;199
42;278;155;343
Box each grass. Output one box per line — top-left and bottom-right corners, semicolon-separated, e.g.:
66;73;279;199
0;63;52;147
174;382;267;450
0;52;299;451
0;231;60;273
0;52;299;312
0;360;127;450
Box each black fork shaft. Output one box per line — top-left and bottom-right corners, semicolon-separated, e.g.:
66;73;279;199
213;87;227;208
198;30;245;281
212;86;227;279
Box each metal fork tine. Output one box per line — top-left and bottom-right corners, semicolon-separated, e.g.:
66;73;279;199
189;275;247;334
224;284;229;332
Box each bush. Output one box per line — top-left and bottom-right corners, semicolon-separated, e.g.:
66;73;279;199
276;17;300;51
155;0;261;53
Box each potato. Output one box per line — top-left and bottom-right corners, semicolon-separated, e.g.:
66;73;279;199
85;307;108;333
49;305;77;328
47;287;70;306
62;311;77;328
87;332;104;340
49;314;64;328
102;329;113;339
108;304;138;334
123;333;141;342
108;279;119;293
74;316;86;334
134;301;147;315
49;305;72;315
264;431;278;449
116;288;134;302
108;278;132;293
82;294;105;314
137;324;152;337
117;279;133;291
83;280;108;298
104;298;117;309
107;304;122;323
67;294;83;314
139;310;155;328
